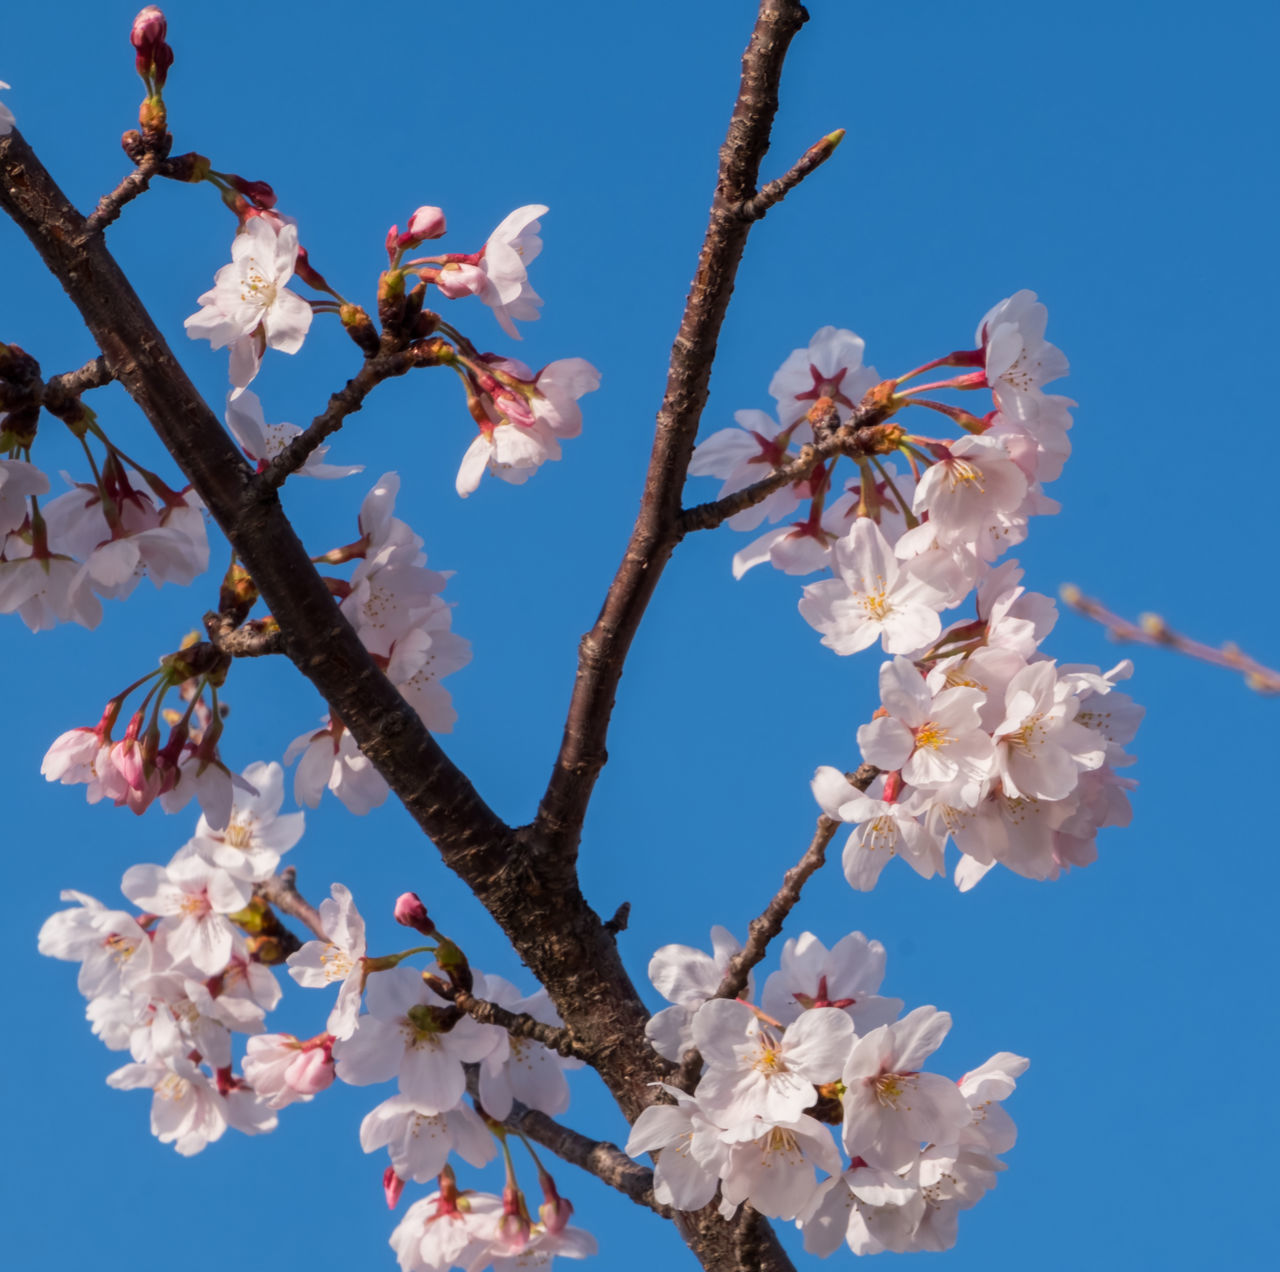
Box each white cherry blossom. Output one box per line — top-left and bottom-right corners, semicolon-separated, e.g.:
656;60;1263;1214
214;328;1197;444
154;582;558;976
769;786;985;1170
184;216;313;388
769;326;880;428
841;1006;972;1171
799;518;946;656
286;882;368;1040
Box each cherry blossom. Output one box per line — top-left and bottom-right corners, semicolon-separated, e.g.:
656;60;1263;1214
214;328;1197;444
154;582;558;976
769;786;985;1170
799;518;946;656
692;998;853;1125
332;965;498;1113
225;389;362;479
624;1084;728;1212
120;855;252;976
769;326;880;428
0;459;48;534
0;81;13;134
841;1006;972;1171
472;972;579;1120
187;760;304;882
286;882;368;1040
644;925;745;1063
286;721;390;815
856;657;994;792
184;217;313;388
761;930;902;1034
360;1095;495;1182
437;205;547;339
37;890;153;1000
976;290;1069;412
106;1057;228;1156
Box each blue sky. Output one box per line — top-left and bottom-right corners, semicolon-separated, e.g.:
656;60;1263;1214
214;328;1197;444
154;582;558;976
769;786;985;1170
4;2;1278;1268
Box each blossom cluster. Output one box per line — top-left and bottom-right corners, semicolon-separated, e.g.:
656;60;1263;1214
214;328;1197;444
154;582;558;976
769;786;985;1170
183;199;600;500
285;471;471;814
39;790;593;1269
38;763;304;1154
0;451;208;632
632;927;1026;1256
689;294;1142;889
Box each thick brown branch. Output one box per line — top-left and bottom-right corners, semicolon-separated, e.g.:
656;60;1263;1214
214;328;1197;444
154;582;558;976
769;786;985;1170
260;351;414;487
451;989;590;1061
85;153;162;234
732;128;844;223
534;0;811;889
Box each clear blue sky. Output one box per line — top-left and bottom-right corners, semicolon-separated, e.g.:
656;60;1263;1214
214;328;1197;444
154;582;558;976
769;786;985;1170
4;2;1277;1268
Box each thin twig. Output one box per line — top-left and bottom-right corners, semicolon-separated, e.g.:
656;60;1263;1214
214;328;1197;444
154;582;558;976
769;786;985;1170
1062;584;1280;695
85;154;162;234
464;1068;668;1217
731;128;844;222
259;351;415;488
678;408;900;535
450;989;591;1061
42;355;114;408
257;868;328;941
204;611;285;657
676;763;877;1092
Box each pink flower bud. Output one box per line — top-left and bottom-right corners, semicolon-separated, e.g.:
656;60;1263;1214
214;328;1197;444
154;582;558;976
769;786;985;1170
284;1046;335;1095
405;205;447;243
382;1167;405;1210
385;224;400;265
130;7;166;50
393;891;436;936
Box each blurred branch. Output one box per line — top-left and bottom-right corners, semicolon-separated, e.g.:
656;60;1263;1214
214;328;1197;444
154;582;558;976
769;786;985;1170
1061;584;1280;694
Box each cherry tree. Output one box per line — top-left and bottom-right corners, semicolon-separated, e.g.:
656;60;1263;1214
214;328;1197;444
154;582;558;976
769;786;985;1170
14;2;1264;1269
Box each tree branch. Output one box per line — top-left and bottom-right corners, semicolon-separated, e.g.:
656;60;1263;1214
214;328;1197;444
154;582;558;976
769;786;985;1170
204;611;285;657
450;989;590;1062
42;355;114;408
260;350;416;488
676;764;877;1093
85;152;163;234
533;0;812;891
678;407;901;535
730;128;844;223
257;868;328;940
1061;584;1280;694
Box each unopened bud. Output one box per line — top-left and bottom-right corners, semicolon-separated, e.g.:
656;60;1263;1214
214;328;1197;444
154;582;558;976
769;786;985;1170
383;1167;405;1210
394;892;436;935
292;246;330;293
130;7;167;51
131;9;173;89
402;205;447;245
